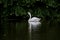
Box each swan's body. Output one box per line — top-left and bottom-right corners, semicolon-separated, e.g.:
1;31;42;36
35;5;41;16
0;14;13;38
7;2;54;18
28;12;41;22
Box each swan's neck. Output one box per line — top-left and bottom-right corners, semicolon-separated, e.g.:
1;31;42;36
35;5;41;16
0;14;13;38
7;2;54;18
29;14;31;19
28;12;31;19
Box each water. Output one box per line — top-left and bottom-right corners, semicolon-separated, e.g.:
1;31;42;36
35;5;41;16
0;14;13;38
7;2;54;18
28;22;41;40
1;20;60;40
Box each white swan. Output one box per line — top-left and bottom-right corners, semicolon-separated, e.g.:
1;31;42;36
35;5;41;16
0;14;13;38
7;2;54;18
28;12;41;22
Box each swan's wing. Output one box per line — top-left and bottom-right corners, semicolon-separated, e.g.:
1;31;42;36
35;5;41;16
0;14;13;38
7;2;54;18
32;17;40;20
28;17;41;22
31;17;41;21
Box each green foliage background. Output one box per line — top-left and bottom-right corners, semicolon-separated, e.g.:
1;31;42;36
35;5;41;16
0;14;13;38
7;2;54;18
0;0;60;19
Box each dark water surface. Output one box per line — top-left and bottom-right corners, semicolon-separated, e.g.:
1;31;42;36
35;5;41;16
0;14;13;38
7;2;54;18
1;20;60;40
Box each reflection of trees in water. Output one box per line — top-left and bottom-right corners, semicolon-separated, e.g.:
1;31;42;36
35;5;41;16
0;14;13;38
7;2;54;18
1;19;60;40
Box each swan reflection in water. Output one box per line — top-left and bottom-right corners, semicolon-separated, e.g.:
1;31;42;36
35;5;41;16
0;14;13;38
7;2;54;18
28;22;41;31
28;22;41;40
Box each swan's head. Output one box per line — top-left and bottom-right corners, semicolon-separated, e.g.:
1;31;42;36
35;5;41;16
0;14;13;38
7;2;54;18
28;12;31;15
28;12;31;19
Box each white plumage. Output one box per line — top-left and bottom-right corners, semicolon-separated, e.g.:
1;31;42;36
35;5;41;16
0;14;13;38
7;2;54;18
28;12;41;22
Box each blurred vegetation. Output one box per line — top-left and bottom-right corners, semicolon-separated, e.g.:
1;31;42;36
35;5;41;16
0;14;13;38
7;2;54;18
0;0;60;40
0;0;60;20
